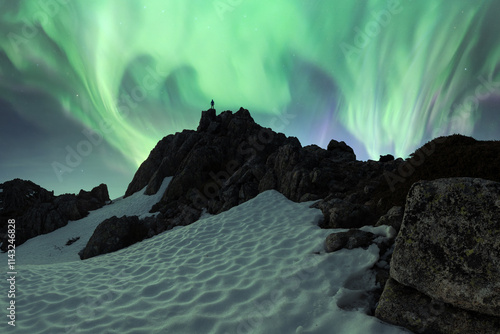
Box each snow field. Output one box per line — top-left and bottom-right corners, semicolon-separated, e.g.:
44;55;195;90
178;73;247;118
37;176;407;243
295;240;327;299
1;183;410;333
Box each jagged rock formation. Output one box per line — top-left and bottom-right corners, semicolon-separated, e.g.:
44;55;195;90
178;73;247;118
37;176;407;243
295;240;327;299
0;179;110;251
127;108;393;224
375;178;500;333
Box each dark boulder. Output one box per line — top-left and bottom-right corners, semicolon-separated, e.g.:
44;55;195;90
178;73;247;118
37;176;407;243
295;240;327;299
376;177;500;333
375;206;403;232
79;215;148;260
325;229;377;253
327;139;356;162
390;178;500;316
376;278;500;334
313;198;376;229
379;154;394;162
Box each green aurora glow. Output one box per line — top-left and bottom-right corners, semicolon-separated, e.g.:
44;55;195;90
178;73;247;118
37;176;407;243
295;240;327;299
1;0;499;171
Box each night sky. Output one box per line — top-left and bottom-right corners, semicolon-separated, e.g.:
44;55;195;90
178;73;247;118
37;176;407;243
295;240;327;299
1;0;499;199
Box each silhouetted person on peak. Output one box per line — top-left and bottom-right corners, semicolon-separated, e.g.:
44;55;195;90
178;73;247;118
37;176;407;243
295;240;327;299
210;99;214;109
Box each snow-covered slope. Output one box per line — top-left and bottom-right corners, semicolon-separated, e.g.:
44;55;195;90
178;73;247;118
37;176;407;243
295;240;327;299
0;177;171;265
1;182;410;333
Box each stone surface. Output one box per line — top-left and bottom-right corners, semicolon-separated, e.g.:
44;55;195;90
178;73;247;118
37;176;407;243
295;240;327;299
379;154;395;162
313;198;376;229
375;206;404;232
371;134;500;215
325;229;377;253
391;177;500;316
327;139;356;162
79;215;148;260
376;278;500;334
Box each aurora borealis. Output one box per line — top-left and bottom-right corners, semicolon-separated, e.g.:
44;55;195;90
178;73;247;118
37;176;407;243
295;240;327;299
1;0;499;198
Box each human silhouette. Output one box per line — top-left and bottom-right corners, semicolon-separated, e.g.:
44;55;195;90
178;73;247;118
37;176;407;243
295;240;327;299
210;99;214;109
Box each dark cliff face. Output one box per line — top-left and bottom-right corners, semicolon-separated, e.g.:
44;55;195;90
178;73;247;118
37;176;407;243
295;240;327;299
0;179;110;251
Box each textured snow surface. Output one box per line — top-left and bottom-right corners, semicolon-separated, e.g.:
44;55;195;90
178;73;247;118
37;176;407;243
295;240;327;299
1;184;410;333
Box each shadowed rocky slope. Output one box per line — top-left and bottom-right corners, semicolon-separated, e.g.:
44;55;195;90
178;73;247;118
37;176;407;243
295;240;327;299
0;179;109;251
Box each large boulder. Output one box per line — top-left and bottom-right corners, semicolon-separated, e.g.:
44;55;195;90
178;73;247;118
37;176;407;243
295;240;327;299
327;139;356;162
376;177;500;333
375;206;403;232
79;215;148;260
325;229;377;253
376;278;500;334
313;198;376;229
390;178;500;316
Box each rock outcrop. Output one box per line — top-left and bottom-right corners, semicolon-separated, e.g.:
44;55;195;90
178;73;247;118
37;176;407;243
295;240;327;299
325;229;377;253
87;111;500;261
0;179;110;251
376;278;500;333
375;206;403;232
371;134;500;215
79;215;147;260
376;178;500;333
313;198;376;228
81;109;500;334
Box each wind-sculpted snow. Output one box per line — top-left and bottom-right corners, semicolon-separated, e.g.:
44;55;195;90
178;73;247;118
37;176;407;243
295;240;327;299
2;188;409;333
